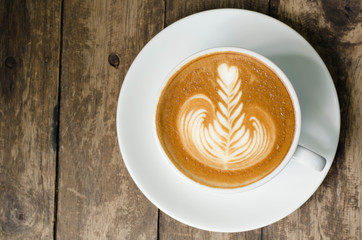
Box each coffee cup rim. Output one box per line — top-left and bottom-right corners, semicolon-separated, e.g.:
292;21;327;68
153;46;301;194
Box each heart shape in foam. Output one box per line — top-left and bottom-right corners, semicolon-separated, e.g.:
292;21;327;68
218;64;239;87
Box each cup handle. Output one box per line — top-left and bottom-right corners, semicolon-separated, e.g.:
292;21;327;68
291;145;326;171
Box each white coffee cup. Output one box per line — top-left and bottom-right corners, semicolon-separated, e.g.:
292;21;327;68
154;47;326;192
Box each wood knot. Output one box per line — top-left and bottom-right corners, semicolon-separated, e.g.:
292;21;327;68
0;187;39;235
108;53;119;68
322;1;359;27
44;56;50;63
5;57;17;69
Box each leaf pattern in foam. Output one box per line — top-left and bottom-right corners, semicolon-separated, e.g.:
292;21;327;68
177;63;275;170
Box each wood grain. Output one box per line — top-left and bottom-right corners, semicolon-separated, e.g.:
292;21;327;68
0;0;61;239
56;0;164;239
263;0;361;239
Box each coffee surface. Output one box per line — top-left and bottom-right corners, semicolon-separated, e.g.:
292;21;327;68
156;52;295;188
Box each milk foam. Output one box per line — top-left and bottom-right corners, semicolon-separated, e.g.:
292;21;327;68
178;64;276;170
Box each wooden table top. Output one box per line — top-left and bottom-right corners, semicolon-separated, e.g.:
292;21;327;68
1;1;361;239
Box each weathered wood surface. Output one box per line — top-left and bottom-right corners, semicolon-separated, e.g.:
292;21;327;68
1;0;360;239
0;0;61;239
56;0;164;239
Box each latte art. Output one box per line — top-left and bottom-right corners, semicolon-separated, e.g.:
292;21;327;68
178;64;276;170
156;51;295;188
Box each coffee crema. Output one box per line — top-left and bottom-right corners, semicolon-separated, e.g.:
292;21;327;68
156;52;295;188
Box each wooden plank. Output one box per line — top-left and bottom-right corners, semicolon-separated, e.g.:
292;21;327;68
0;1;61;239
56;0;164;239
263;0;362;239
159;1;269;239
159;211;262;240
165;0;269;26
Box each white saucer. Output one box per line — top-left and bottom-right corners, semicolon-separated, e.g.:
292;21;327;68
117;9;340;232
